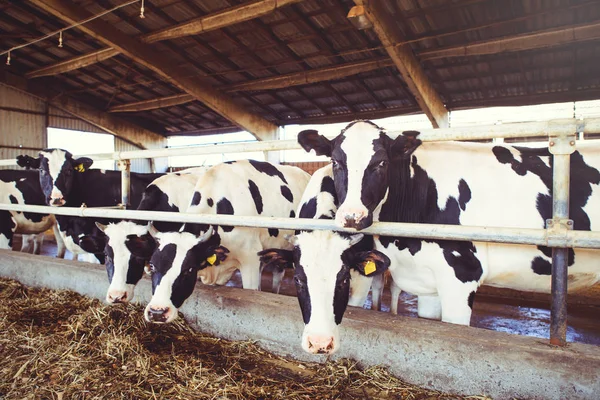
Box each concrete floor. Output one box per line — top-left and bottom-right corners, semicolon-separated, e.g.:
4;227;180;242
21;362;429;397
19;232;600;346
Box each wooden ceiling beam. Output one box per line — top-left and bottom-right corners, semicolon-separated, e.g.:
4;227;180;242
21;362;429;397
418;21;600;61
29;0;278;140
26;0;303;79
108;58;394;113
354;0;448;128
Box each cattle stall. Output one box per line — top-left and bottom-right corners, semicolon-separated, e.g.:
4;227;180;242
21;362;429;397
1;117;600;399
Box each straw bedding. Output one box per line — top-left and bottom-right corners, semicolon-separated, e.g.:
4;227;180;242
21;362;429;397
0;278;492;399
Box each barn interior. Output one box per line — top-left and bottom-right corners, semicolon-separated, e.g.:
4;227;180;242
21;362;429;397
1;1;600;398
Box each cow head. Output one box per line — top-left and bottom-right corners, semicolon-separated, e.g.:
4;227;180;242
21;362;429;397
140;225;228;323
298;121;421;230
80;221;156;304
259;231;390;355
17;149;93;206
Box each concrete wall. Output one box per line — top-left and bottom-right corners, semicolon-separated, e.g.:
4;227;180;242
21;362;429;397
0;250;598;400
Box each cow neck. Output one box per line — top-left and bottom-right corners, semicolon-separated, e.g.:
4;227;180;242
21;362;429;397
378;150;432;224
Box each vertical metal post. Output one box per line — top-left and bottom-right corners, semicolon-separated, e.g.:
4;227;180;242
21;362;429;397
547;134;575;346
117;159;131;208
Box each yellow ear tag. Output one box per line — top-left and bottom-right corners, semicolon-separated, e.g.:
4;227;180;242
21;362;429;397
363;260;376;276
207;254;217;265
74;163;85;173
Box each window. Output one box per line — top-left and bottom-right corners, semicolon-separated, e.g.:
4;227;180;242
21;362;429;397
47;128;115;170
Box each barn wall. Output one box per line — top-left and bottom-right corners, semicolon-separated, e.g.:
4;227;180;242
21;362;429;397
115;138;152;173
48;106;105;134
0;85;46;169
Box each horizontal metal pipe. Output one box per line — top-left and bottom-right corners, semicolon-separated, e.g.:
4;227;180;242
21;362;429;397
1;203;600;249
0;118;598;166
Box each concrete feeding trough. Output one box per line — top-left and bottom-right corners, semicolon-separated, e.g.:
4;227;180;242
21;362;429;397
1;249;599;399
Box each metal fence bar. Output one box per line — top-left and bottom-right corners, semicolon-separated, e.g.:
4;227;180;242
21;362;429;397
1;117;599;166
2;203;600;249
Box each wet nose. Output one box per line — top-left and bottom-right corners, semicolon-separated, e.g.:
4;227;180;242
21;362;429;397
307;335;335;354
51;197;64;206
107;291;128;303
147;306;170;323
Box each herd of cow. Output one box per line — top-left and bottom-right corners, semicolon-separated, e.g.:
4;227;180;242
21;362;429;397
2;120;600;355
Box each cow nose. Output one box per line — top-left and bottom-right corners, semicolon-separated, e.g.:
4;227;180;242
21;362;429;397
107;291;128;304
51;197;64;206
307;335;335;354
146;306;170;323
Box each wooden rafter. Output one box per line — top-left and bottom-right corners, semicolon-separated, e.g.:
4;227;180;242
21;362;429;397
418;21;600;61
353;0;449;128
29;0;278;140
108;58;395;113
25;0;303;79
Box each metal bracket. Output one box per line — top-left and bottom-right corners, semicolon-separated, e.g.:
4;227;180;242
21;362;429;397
548;133;576;155
545;217;574;247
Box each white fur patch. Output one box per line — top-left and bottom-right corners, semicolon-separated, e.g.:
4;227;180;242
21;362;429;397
0;233;10;249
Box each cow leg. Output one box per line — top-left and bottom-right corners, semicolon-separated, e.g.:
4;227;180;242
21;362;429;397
417;295;442;320
370;273;385;311
271;269;285;294
0;211;15;250
238;253;262;290
436;277;478;325
53;222;66;258
32;232;44;255
390;280;402;315
20;234;35;253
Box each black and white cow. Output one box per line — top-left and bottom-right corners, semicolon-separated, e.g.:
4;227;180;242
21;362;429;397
298;120;600;328
135;160;310;323
17;149;163;262
0;169;65;257
77;168;216;304
259;164;390;354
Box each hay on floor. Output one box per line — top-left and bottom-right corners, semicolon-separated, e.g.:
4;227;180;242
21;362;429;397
0;278;492;399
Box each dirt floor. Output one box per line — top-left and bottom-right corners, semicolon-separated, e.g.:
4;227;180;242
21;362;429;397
0;278;493;400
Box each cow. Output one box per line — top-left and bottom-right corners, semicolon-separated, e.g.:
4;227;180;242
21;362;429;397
77;168;216;304
258;164;390;354
132;159;310;323
17;149;163;262
298;119;600;330
0;169;65;257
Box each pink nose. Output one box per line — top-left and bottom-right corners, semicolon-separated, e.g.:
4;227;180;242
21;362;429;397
107;290;128;303
307;335;335;354
338;209;367;228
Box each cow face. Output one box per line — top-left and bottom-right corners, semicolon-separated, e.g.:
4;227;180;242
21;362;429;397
143;227;228;323
298;121;420;230
84;221;156;304
17;149;93;206
264;230;389;355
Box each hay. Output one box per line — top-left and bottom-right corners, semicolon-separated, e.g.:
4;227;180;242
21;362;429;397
0;278;493;399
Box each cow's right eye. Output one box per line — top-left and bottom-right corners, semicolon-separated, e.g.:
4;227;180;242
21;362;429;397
293;276;303;286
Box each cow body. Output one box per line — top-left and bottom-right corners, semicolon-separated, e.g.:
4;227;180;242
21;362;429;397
141;160;310;323
299;120;600;326
259;164;390;354
0;169;65;256
18;149;163;262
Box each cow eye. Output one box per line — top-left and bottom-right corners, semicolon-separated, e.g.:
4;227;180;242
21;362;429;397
188;267;194;273
332;159;338;168
149;263;156;273
293;276;303;286
378;160;387;168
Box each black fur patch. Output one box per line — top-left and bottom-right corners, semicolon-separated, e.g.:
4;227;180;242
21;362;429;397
190;191;202;206
458;179;471;211
280;185;293;202
293;247;312;324
216;198;235;232
248;179;263;214
320;176;337;203
9;195;17;204
268;228;279;237
531;256;552;275
138;184;182;232
207;198;214;207
150;243;177;292
290;210;295;218
248;160;288;184
299;197;317;219
468;291;476;309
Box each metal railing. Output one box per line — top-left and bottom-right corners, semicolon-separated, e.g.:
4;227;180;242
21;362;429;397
2;116;600;346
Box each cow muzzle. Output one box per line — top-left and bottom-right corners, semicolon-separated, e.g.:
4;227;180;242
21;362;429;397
50;197;65;207
305;335;336;355
336;207;371;230
106;290;129;304
145;305;174;323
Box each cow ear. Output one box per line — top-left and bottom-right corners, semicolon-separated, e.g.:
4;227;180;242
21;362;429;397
298;129;332;157
204;245;229;266
16;155;40;169
78;234;107;254
95;222;108;232
125;233;157;258
72;157;93;172
390;131;421;159
258;248;294;271
351;250;390;277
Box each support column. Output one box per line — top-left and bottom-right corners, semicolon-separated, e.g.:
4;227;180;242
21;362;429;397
117;159;131;208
